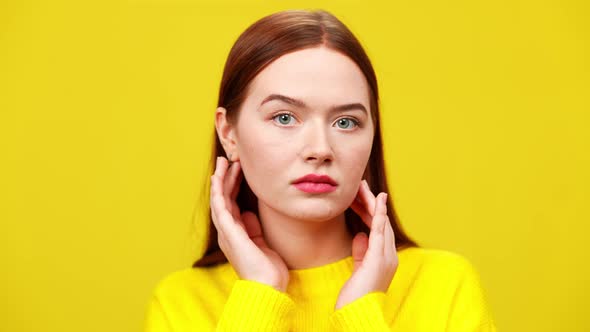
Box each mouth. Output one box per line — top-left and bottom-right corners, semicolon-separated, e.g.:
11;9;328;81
292;174;338;193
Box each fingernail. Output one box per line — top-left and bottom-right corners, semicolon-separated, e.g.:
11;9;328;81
383;193;388;203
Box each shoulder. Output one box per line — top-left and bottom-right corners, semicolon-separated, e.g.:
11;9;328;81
397;246;482;283
399;246;477;268
144;263;238;328
150;263;235;300
395;248;495;328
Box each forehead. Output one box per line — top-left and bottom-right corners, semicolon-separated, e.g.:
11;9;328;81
244;47;370;109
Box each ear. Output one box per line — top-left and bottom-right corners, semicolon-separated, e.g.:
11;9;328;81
215;107;239;162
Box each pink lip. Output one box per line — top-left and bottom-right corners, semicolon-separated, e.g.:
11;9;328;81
292;174;338;193
293;182;337;193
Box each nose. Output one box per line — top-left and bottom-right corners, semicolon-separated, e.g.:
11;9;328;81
301;121;334;164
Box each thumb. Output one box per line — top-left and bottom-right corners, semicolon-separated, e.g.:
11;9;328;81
351;232;369;272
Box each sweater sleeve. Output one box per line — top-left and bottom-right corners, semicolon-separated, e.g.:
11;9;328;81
445;258;498;332
215;279;297;331
329;291;390;331
144;294;174;332
143;278;296;332
329;257;498;332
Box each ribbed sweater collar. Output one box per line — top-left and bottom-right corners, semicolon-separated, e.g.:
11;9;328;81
216;248;418;301
216;254;355;300
286;255;354;300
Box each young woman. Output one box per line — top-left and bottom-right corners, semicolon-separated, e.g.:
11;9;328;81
144;9;497;332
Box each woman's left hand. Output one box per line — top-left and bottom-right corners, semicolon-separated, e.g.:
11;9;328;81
335;179;399;310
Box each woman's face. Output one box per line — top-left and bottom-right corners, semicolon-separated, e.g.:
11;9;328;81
231;46;374;222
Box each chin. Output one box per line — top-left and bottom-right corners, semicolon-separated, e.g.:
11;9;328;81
260;192;349;221
287;202;346;222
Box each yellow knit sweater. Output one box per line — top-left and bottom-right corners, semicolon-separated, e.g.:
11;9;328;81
143;247;497;331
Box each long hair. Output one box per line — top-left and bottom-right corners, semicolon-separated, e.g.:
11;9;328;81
193;9;419;267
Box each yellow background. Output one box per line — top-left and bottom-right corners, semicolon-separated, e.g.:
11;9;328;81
1;0;588;331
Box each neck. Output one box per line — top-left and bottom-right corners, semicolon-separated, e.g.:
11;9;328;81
257;201;353;270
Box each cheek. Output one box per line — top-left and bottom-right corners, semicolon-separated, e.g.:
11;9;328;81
339;136;373;177
235;127;293;196
336;135;373;204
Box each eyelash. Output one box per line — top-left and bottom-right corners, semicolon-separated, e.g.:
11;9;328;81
271;112;361;129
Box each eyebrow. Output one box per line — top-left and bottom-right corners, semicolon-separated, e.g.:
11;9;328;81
259;94;368;114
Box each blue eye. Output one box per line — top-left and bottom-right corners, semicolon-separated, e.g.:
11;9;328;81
273;113;295;125
272;113;359;129
335;118;358;129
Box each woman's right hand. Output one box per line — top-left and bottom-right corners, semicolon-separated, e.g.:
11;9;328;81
210;156;290;292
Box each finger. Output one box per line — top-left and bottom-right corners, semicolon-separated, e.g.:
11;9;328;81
384;217;397;260
210;169;244;234
241;211;267;248
214;157;240;221
359;180;376;216
380;194;397;258
224;161;242;219
210;173;230;231
350;198;373;227
214;156;229;181
230;161;243;201
373;193;387;231
351;232;369;271
385;193;397;261
211;157;229;220
366;193;387;260
378;193;388;233
350;180;375;228
223;160;240;202
210;174;227;250
209;174;222;229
